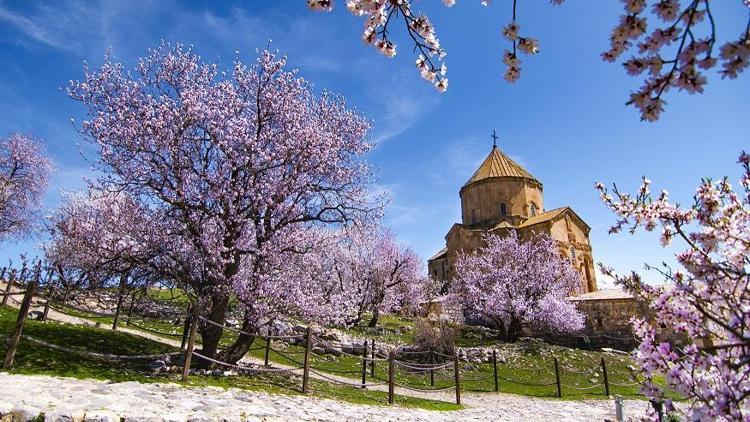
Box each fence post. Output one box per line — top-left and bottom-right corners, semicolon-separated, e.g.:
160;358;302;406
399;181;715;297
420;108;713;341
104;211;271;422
453;348;461;405
370;338;375;378
264;336;271;366
3;264;39;369
493;349;499;392
430;368;434;386
302;325;312;394
180;303;192;350
181;307;198;382
601;357;610;397
1;269;16;306
0;267;6;302
554;357;562;398
387;350;395;405
361;340;368;388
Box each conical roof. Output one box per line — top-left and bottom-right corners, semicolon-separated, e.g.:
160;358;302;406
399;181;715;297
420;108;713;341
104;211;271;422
464;146;540;187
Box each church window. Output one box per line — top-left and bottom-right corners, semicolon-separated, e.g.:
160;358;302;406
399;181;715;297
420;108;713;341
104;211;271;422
471;209;477;224
500;203;507;216
596;318;603;328
530;203;537;216
570;246;576;260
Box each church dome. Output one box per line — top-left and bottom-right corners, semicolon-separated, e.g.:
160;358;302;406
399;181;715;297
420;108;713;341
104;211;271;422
462;146;541;190
460;145;544;228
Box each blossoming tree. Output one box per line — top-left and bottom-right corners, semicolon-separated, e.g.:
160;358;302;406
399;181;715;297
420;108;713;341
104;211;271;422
450;231;584;342
306;0;749;121
47;189;161;329
0;133;53;242
296;227;425;327
67;43;381;364
596;152;750;420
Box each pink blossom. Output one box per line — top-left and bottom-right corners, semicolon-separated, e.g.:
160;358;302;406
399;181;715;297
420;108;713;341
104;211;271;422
66;43;382;363
598;152;750;419
0;133;53;241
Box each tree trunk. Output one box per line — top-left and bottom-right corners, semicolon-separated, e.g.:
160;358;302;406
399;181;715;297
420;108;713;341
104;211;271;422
346;314;363;327
367;307;380;327
506;317;523;342
112;274;128;331
126;290;137;323
61;284;70;308
491;317;507;340
217;311;256;364
198;292;230;369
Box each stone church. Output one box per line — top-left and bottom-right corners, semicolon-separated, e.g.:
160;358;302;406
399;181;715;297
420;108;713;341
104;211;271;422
428;142;597;295
425;139;684;350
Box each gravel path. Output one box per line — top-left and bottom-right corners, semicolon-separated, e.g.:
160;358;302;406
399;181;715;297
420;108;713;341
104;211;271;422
0;373;652;421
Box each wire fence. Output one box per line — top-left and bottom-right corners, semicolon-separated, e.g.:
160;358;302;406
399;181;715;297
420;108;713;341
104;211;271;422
2;283;657;406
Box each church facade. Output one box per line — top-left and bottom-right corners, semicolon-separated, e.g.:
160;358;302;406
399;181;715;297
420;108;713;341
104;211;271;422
428;143;597;295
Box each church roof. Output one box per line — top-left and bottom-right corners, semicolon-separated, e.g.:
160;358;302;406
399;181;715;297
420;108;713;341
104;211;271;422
464;146;540;187
518;207;568;228
518;206;591;232
488;221;517;231
428;247;447;261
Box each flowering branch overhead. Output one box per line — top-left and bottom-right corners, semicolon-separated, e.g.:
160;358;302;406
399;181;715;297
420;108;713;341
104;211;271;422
307;0;749;121
596;152;750;419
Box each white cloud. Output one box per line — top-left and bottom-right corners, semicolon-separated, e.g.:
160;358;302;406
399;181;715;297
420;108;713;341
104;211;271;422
0;4;67;50
364;65;441;145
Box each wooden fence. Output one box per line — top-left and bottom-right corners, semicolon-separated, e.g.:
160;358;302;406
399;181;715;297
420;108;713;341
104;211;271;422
2;283;650;406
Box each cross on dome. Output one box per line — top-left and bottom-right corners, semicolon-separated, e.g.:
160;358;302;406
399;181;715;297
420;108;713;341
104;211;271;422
491;130;498;149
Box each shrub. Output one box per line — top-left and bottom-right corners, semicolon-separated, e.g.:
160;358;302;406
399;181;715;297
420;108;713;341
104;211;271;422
411;315;456;363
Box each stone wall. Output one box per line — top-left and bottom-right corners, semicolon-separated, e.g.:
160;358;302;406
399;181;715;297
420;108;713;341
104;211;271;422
533;296;687;351
427;255;449;283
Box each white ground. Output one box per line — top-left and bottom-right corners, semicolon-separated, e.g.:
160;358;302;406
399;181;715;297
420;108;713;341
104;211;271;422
1;373;653;421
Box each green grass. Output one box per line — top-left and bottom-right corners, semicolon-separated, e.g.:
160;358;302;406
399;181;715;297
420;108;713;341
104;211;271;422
18;300;677;403
245;336;665;400
0;306;174;381
51;304;187;339
349;315;418;344
146;287;190;308
241;318;679;401
0;306;459;411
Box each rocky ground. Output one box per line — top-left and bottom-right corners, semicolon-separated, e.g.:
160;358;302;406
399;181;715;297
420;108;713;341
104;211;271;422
1;373;653;421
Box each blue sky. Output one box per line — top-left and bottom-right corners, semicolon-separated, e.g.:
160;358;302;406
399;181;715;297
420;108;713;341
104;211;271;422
0;0;748;287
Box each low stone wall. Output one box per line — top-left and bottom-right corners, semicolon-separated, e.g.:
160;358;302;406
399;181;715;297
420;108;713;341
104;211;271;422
532;296;686;351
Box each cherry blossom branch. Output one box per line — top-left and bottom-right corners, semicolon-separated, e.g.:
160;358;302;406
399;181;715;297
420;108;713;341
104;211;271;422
306;0;748;121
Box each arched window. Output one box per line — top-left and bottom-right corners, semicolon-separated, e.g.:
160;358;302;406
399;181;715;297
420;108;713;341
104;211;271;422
471;209;477;224
500;203;507;216
570;246;576;260
529;203;537;216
